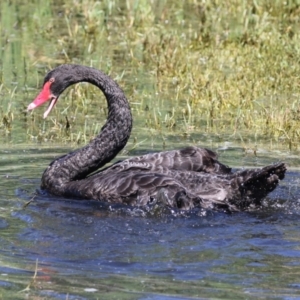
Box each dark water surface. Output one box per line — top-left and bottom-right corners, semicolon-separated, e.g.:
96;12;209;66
1;146;300;299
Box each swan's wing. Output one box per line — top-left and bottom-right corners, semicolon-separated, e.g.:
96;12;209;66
65;169;235;210
65;171;190;205
103;146;231;175
62;162;286;212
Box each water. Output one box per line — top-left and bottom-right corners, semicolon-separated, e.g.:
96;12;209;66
0;145;299;299
1;1;300;299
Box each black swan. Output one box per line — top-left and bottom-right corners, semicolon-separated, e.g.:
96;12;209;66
27;64;286;212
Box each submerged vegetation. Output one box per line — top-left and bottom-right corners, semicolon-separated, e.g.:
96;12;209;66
0;0;300;151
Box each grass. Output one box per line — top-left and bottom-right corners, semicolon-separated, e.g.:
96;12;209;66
1;0;300;151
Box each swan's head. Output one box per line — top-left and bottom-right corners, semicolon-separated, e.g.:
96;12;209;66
27;65;78;118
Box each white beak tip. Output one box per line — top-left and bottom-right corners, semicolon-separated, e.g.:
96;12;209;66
27;103;37;111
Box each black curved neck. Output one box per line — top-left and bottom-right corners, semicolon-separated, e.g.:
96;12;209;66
41;65;132;194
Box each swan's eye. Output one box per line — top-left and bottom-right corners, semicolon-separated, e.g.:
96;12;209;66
49;77;55;83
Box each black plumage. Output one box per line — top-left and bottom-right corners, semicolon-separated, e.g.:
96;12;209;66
27;64;286;212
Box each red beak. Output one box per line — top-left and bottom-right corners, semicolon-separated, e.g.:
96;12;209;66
27;81;57;119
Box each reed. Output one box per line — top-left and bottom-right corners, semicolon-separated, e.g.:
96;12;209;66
0;0;300;150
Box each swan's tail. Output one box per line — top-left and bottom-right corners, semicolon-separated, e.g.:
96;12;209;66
152;162;287;213
229;162;286;209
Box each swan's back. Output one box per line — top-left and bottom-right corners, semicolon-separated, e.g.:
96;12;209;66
102;146;231;175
